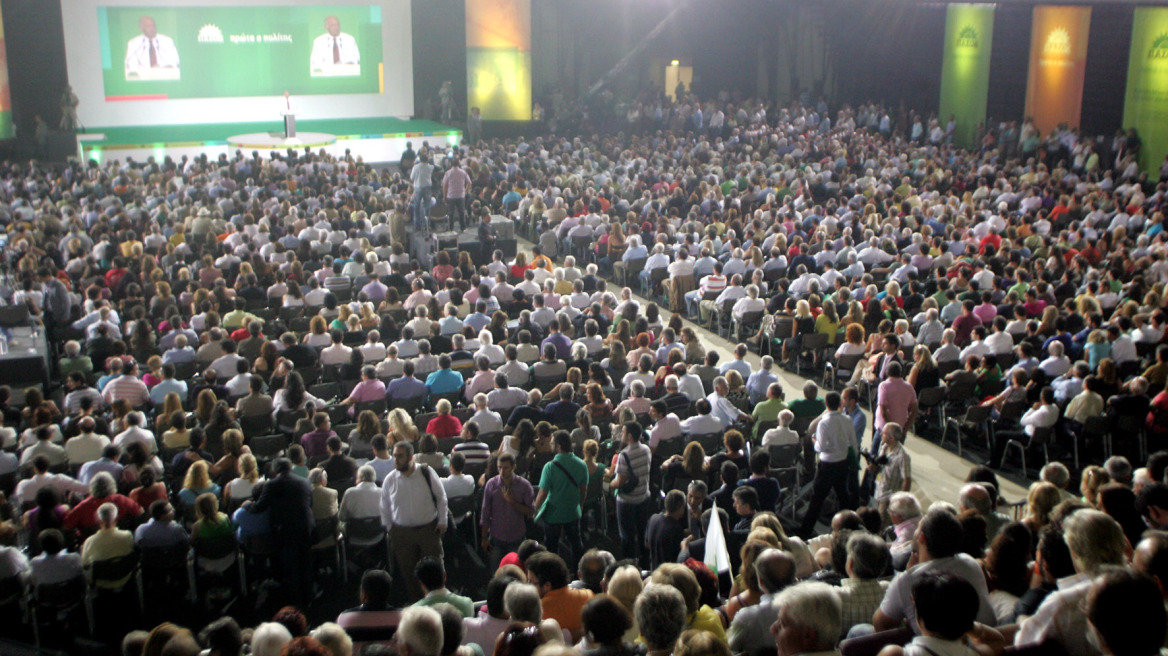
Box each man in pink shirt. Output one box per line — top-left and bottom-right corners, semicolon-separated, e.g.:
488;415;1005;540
442;158;472;230
874;361;917;455
973;291;997;326
341;365;386;417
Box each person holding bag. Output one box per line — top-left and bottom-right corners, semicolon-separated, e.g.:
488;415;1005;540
611;421;653;568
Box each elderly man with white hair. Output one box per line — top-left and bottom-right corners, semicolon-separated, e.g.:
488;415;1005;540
772;581;844;656
614;235;647;283
746;356;778;405
887;491;923;571
396;606;445;656
339;465;382;544
1039;341;1071;378
733;284;767;322
79;502;135;588
640;242;671;284
1016;509;1128;656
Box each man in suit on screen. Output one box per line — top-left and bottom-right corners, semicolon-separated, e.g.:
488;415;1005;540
124;16;180;75
310;16;360;75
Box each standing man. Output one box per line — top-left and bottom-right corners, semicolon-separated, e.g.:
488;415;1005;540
534;431;587;565
442;158;472;231
874;362;916;457
247;458;314;605
611;421;653;568
800;392;856;538
380;441;448;602
410;154;436;233
480;453;535;568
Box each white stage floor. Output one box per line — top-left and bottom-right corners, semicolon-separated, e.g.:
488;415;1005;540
226;132;338;150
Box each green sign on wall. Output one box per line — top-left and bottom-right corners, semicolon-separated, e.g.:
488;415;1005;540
1123;7;1168;175
938;4;995;150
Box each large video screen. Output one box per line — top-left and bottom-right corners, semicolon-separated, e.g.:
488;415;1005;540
97;5;384;101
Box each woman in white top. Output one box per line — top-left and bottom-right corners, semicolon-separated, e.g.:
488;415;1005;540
224;453;264;505
303;316;332;347
282;282;306;307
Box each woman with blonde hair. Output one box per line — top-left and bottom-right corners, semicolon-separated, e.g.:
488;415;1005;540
386;408;419;445
155;392;184;432
1022;481;1062;536
224;453;263;505
1080;465;1110;507
750;512;815;578
179;460;221;508
1085;329;1112;370
907;344;940;391
719;540;771;627
1037;306;1059;337
605;565;643;642
782;299;816;362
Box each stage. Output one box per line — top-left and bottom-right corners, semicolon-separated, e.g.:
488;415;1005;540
76;117;460;165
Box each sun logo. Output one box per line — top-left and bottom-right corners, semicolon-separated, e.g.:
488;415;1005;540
197;24;224;43
957;26;979;48
1043;27;1071;55
1149;33;1168;60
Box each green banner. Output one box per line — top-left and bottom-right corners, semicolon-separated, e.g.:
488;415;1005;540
97;5;383;101
938;4;995;150
1123;7;1168;176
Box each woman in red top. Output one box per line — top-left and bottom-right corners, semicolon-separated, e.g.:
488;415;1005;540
426;398;463;439
510;253;529;281
432;250;454;284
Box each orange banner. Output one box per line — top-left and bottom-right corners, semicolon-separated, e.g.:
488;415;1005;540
1024;5;1091;135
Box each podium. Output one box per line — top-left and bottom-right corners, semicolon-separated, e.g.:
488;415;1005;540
282;111;297;139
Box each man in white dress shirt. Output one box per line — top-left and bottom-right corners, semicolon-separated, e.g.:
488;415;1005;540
310;16;360;73
380;441;448;602
125;16;180;74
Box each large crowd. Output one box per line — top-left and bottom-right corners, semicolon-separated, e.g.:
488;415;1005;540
0;88;1166;656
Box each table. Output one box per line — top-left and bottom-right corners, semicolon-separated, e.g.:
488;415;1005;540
0;326;50;391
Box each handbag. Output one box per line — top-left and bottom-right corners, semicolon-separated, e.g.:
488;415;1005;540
618;451;639;495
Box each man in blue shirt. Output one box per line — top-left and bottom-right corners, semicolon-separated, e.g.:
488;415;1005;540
719;344;753;380
746;356;779;405
841;386;867;455
149;363;189;404
541;321;572;360
426;355;464;397
464;301;492;334
386;362;426;400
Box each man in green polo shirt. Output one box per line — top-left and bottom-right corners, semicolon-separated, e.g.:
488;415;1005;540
534;431;588;565
789;381;826;419
751;382;788;440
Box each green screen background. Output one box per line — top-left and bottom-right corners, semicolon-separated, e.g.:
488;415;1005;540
937;3;994;150
99;5;383;100
1123;7;1168;175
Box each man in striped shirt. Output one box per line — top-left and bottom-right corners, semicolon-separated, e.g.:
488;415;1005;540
102;361;150;408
